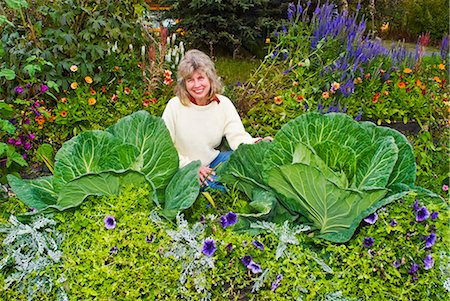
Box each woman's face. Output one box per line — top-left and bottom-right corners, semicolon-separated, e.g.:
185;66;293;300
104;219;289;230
185;70;211;104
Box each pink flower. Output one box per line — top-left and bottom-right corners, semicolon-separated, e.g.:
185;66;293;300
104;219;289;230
443;184;449;191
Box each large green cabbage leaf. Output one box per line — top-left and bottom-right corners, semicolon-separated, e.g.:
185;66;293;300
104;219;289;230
6;175;58;210
106;110;179;190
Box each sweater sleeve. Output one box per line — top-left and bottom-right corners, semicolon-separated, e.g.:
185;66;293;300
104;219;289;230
161;98;192;168
221;97;257;150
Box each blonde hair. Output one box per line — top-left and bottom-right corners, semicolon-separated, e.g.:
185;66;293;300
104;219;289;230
174;49;223;105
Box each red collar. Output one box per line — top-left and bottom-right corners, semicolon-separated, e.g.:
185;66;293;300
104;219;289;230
189;95;220;106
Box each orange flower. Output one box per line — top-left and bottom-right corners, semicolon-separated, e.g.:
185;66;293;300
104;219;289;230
438;64;445;70
384;91;389;96
332;82;340;90
292;81;299;86
143;99;151;107
434;76;442;83
61;97;67;103
397;81;406;89
88;98;96;105
403;67;412;73
274;96;282;105
35;115;45;125
322;92;330;99
124;87;131;94
70;82;78;89
84;76;93;84
111;94;118;102
60;111;67;117
353;77;362;84
163;77;174;85
90;87;96;95
49;115;55;122
364;73;371;79
415;79;421;86
101;86;107;93
117;79;122;84
152;97;157;104
164;70;172;78
70;65;78;72
290;92;296;98
420;85;426;90
297;95;304;102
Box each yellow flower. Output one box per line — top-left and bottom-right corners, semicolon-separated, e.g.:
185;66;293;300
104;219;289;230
70;65;78;72
403;68;412;74
438;64;445;70
70;82;78;89
84;76;93;84
88;98;96;105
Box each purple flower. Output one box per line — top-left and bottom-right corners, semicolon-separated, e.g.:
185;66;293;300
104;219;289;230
368;249;376;257
226;243;233;252
363;212;378;224
40;84;49;93
413;199;420;211
104;215;116;229
219;215;228;228
23;142;31;151
252;240;264;251
202;238;216;256
248;261;262;274
393;260;401;268
27;133;35;140
241;255;252;267
389;219;397;227
425;232;436;248
431;212;439;220
424;254;434;270
408;263;419;274
7;138;16;145
416;206;430;222
14;86;24;94
362;236;374;248
225;211;237;226
110;246;118;255
22;153;27;160
354;110;362;121
146;234;155;243
304;102;309;111
15;140;22;146
200;215;205;224
271;274;283;291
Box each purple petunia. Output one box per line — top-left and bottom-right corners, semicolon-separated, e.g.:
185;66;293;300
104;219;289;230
424;254;434;270
416;206;430;222
393;260;401;268
14;86;24;94
425;232;436;248
408;263;419;274
431;212;439;220
241;255;252;267
271;274;283;291
389;219;397;227
219;215;228;228
362;236;374;248
219;211;238;229
248;261;262;274
363;212;378;224
226;243;233;252
110;246;118;255
252;240;264;251
202;238;216;256
104;215;116;229
412;199;420;211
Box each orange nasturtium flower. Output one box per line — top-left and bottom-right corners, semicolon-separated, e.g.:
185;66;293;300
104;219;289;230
60;111;68;117
397;81;406;89
332;82;340;90
143;99;151;107
124;87;131;94
274;96;282;105
297;95;304;102
403;67;412;74
415;79;421;86
438;64;445;70
434;76;442;83
70;65;78;72
90;87;96;95
61;97;67;103
88;98;96;105
70;82;78;89
322;91;330;99
85;76;93;84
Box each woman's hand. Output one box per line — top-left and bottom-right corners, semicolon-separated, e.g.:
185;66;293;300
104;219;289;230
199;166;215;186
254;136;273;143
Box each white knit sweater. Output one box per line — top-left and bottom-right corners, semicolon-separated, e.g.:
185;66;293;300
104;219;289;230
162;95;256;167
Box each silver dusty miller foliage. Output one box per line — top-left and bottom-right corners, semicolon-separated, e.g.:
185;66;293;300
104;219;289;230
0;214;67;301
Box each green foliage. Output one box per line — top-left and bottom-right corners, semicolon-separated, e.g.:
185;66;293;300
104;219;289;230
0;214;67;300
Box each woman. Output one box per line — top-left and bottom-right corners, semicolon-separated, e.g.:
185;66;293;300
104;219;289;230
162;49;271;188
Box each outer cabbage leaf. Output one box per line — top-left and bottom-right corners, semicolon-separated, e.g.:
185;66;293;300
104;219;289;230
161;161;201;219
53;130;138;190
268;163;388;242
7;175;57;210
217;141;272;198
54;171;150;211
106;110;179;190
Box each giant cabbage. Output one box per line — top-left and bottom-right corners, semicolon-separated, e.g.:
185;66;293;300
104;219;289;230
7;111;200;217
218;112;435;242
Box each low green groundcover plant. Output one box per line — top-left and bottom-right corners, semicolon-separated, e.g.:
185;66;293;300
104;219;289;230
0;186;448;300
